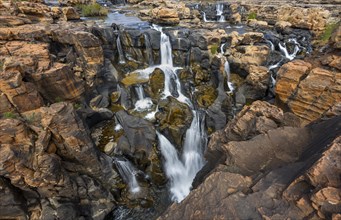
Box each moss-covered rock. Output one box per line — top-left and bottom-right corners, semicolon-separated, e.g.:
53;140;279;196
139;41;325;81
195;85;218;108
147;68;165;100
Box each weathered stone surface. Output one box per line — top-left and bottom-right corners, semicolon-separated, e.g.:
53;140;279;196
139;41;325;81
62;7;80;21
331;24;341;49
0;103;117;219
276;60;341;125
277;5;330;32
151;7;180;25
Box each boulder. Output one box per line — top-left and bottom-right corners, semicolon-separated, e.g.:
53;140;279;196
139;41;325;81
151;7;180;25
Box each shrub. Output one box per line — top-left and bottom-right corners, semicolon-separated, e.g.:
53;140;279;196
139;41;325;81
78;3;108;17
3;112;16;119
321;22;338;42
248;11;257;20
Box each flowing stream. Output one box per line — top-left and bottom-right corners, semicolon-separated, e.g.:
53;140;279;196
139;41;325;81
116;35;126;64
216;3;225;22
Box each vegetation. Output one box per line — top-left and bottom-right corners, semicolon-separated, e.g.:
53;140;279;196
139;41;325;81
210;44;218;55
3;111;16;119
0;60;4;72
248;11;257;20
73;103;82;110
55;97;63;102
77;3;108;17
321;22;338;42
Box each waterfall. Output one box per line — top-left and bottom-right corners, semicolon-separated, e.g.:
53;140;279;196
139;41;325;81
134;85;153;112
224;60;234;93
157;111;206;202
152;25;192;106
279;38;300;61
116;35;126;64
114;158;141;193
216;4;225;22
144;33;154;66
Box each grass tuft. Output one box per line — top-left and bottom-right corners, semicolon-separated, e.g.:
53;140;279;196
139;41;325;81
77;3;108;17
321;22;338;42
247;11;257;20
3;111;16;119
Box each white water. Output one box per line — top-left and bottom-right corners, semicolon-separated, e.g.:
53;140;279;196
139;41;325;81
216;4;225;22
114;159;141;193
114;123;123;131
220;43;226;54
157;111;206;202
144;33;154;66
134;85;153;112
266;40;275;51
152;25;192;106
202;12;208;22
224;60;235;93
279;38;300;60
116;35;126;64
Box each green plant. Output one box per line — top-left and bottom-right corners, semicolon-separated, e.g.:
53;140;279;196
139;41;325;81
0;60;4;72
3;111;16;119
73;103;82;110
78;3;108;17
210;44;218;55
248;11;257;20
25;112;37;123
321;22;338;42
55;97;63;102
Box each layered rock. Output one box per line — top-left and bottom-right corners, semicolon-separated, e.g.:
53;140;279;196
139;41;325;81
276;60;341;125
0;103;117;219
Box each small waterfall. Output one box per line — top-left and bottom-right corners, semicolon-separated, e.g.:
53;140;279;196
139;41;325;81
114;158;141;193
134;85;153;112
279;38;300;61
220;43;226;54
216;4;225;22
157;111;206;202
144;33;154;66
116;35;126;64
266;40;275;51
202;12;208;22
224;60;234;93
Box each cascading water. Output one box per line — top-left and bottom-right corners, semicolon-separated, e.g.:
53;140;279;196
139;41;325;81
220;43;226;54
216;4;225;22
114;158;141;193
152;25;192;107
116;35;126;64
279;38;300;60
202;12;208;22
134;85;153;112
157;111;206;202
224;59;234;93
143;33;154;66
266;40;275;51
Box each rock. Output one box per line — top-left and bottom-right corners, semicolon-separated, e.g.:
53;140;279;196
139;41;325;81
151;7;180;25
62;7;80;21
238;65;270;101
0;103;117;219
30;63;85;102
147;68;165;100
159;115;341;220
331;24;341;49
156;97;193;148
247;19;268;28
90;94;110;109
275;21;292;29
0;16;32;27
0;70;44;112
104;141;116;154
276;60;341;125
277;5;330;33
240;32;264;45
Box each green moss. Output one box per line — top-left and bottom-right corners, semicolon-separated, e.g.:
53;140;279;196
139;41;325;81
210;44;218;55
73;103;82;110
55;97;63;103
3;112;16;119
0;60;4;72
78;3;108;17
248;12;257;20
321;22;338;42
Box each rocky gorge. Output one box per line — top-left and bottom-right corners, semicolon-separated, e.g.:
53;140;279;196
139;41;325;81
0;0;340;219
